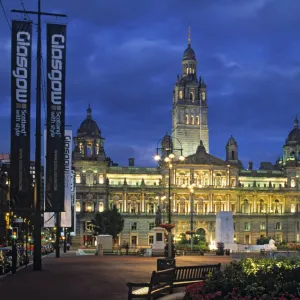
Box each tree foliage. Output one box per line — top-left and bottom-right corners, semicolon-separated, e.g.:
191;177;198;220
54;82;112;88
92;205;124;239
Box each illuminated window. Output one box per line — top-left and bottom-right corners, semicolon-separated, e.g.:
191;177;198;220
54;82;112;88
291;203;296;213
95;144;99;155
86;172;94;185
191;115;194;125
196;116;199;125
76;174;81;184
98;174;104;184
185;115;189;124
291;179;296;187
75;202;81;212
179;91;183;99
260;222;265;230
190;92;194;101
86;202;93;212
99;202;104;212
79;143;83;154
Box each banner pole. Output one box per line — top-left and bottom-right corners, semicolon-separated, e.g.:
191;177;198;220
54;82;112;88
56;213;60;258
33;0;42;271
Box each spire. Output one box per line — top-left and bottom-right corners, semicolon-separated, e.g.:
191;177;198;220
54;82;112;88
294;116;298;128
188;26;191;46
87;104;92;119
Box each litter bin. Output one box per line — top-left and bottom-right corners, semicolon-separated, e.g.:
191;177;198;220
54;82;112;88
225;249;230;256
157;258;176;271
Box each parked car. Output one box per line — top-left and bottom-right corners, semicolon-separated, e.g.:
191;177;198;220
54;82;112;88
2;247;21;269
0;249;10;275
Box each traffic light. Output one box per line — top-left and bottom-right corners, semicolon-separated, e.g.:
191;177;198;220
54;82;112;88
28;233;32;242
12;227;18;239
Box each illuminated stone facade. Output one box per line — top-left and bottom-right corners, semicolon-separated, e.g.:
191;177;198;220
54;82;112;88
72;41;300;248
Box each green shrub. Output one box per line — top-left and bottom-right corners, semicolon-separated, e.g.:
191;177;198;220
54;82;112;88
185;256;300;299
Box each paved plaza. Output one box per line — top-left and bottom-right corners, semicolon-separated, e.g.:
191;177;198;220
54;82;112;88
0;251;233;300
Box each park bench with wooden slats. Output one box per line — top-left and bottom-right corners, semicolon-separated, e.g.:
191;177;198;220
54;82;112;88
127;268;175;300
172;263;221;289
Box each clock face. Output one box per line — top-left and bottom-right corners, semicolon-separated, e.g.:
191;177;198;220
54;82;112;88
202;92;206;100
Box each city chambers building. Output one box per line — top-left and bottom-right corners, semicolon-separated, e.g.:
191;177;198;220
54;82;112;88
72;38;300;248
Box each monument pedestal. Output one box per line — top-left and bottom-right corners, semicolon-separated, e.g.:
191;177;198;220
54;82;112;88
216;211;236;252
151;227;165;257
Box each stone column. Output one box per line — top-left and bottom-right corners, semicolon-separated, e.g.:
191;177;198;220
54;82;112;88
123;191;127;213
141;192;145;213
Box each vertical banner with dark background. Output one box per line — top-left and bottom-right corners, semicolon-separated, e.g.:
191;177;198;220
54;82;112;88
45;23;67;212
60;129;72;227
10;20;33;212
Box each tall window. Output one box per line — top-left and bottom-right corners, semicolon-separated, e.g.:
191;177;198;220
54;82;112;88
196;116;199;125
179;91;183;99
98;202;104;212
275;222;281;230
260;222;266;230
76;202;81;212
76;174;81;184
131;222;137;230
149;235;154;245
149;222;155;230
86;202;93;212
185;114;189;124
191;115;194;125
244;222;250;231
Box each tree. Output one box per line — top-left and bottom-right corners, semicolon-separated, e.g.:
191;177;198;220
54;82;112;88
92;205;124;239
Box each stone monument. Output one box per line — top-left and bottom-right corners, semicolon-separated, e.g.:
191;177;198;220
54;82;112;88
215;211;237;251
151;205;165;256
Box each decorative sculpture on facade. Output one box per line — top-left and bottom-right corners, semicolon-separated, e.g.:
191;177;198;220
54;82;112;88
155;205;162;226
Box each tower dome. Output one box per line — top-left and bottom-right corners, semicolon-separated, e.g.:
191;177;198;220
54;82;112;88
182;44;196;61
287;117;300;144
77;105;101;138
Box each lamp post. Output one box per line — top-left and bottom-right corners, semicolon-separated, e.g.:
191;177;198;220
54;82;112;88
154;135;185;258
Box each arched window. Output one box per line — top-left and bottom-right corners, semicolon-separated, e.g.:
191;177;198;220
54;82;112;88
185;115;189;124
179;91;183;99
98;202;104;212
191;115;194;125
86;201;93;212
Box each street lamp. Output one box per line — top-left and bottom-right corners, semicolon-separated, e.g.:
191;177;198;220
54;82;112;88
154;134;185;258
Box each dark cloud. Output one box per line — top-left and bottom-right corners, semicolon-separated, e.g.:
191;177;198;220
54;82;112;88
0;0;300;167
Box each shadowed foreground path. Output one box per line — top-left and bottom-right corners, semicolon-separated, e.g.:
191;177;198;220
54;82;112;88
0;251;232;300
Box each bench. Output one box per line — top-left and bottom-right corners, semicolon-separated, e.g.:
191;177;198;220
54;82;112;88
127;268;175;300
172;263;221;289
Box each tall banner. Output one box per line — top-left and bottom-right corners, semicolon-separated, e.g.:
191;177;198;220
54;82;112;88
60;130;72;227
70;169;77;236
10;20;33;212
45;23;67;212
43;129;56;227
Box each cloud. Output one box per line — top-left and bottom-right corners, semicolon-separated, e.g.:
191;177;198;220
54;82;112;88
0;0;299;168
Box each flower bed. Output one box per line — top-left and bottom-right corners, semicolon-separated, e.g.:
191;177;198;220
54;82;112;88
185;256;300;299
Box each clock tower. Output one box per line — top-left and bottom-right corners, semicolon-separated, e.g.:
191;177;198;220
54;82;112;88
172;29;209;157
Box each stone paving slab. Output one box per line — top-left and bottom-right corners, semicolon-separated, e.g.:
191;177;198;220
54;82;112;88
0;251;231;300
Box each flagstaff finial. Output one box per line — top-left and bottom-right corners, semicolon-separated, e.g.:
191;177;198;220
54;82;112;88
188;26;191;45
